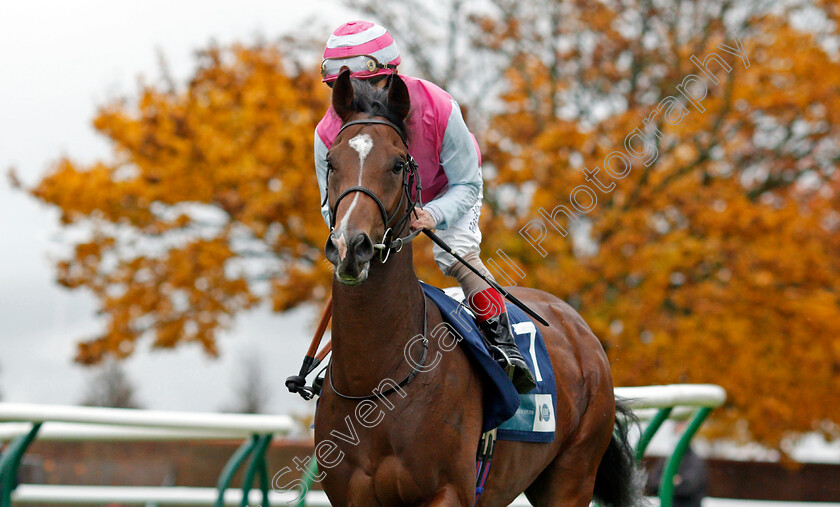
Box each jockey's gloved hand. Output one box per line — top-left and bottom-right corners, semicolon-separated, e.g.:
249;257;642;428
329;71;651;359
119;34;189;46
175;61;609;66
410;206;438;231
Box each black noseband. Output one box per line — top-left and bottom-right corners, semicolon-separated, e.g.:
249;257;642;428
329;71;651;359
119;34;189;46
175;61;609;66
330;185;391;232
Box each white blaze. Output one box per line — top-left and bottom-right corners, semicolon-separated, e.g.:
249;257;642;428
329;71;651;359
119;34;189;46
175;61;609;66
334;232;348;261
336;134;375;235
348;133;374;168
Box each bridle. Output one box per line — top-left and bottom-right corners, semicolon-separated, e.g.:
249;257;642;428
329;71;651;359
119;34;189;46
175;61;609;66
322;117;430;402
323;118;423;263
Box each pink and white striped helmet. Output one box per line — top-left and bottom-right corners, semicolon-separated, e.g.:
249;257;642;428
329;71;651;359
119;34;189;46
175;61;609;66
321;21;401;83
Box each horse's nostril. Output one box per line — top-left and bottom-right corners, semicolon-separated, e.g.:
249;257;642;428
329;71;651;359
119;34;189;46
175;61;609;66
325;235;340;265
352;233;374;263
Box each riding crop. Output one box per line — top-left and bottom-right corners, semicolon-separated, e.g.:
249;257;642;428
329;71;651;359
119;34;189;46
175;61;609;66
286;296;333;400
422;229;550;327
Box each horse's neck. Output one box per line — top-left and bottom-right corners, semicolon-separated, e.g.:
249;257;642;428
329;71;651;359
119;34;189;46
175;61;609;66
330;244;425;394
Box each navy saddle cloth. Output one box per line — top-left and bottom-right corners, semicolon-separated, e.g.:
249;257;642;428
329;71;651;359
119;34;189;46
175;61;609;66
420;282;557;443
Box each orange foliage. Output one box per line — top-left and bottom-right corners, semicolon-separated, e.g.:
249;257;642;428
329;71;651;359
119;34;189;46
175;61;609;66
30;44;332;364
476;5;840;448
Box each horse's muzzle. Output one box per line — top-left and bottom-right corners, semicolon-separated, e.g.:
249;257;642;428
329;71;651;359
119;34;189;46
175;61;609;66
325;231;374;285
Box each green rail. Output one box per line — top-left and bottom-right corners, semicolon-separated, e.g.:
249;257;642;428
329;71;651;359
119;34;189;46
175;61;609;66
0;423;42;507
0;424;275;507
215;433;274;507
0;385;721;506
636;407;673;461
296;454;320;507
299;404;721;506
656;407;712;507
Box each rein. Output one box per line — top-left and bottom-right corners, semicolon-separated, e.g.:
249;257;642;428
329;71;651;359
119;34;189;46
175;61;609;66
328;291;429;401
322;118;423;263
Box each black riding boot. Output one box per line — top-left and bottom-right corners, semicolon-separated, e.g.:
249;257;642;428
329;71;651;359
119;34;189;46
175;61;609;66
477;312;537;394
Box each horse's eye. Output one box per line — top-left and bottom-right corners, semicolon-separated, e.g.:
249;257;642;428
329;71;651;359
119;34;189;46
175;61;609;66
393;160;406;173
326;159;335;173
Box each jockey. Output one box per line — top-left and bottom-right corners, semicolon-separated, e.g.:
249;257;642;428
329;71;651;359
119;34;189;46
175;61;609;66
314;21;536;394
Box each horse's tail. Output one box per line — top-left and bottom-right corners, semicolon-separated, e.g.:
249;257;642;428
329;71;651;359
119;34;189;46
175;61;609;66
592;398;646;507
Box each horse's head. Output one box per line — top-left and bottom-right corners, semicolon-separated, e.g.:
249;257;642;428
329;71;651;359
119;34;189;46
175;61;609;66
324;69;417;285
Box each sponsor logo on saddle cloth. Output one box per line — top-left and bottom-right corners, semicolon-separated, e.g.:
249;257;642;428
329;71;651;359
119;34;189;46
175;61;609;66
441;286;557;442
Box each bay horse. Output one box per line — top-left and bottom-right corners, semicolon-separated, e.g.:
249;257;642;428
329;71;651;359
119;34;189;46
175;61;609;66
314;69;641;506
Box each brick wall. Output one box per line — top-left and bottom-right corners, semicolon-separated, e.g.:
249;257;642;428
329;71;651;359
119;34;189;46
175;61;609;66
11;441;840;504
644;457;840;501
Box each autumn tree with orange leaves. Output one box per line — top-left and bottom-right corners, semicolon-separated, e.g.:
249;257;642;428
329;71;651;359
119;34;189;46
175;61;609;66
23;0;840;451
464;0;840;449
26;45;332;363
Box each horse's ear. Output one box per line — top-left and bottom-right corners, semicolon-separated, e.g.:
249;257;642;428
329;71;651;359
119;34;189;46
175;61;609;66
387;74;411;121
332;68;355;122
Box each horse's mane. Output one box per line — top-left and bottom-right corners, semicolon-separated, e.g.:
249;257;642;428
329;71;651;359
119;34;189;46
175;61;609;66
349;78;410;141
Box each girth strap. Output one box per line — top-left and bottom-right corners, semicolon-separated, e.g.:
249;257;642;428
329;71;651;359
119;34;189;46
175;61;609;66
475;428;497;504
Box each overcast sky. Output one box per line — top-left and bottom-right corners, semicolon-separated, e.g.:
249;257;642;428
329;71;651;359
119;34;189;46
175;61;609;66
0;0;358;415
